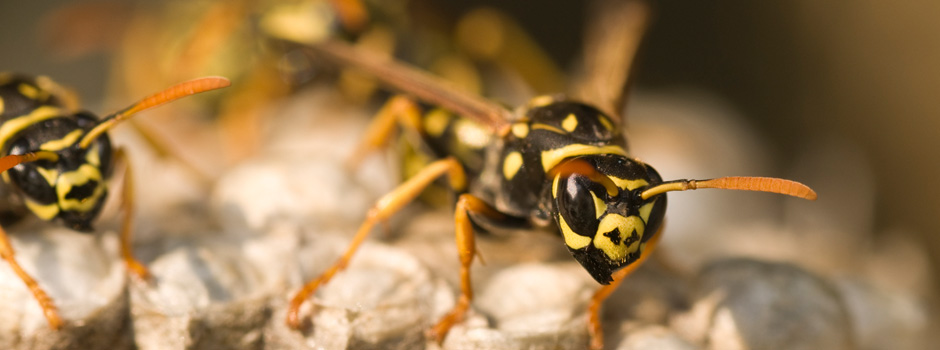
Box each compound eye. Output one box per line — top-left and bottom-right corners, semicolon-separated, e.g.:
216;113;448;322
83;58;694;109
556;174;600;236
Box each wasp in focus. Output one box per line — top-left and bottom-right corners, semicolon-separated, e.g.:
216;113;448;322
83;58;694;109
0;73;229;329
271;1;816;349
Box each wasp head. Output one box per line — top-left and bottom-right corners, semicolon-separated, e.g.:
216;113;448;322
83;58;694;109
551;154;667;284
4;112;113;232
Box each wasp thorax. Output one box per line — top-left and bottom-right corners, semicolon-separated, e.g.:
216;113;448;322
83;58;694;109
551;154;666;284
3;114;113;232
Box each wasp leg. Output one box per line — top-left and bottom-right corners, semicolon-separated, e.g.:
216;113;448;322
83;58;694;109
427;193;503;343
587;229;662;350
114;148;151;281
346;95;423;170
0;225;62;329
287;157;466;329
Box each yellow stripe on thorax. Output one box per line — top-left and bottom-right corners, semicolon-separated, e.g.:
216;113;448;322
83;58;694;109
39;129;83;151
541;144;628;172
18;84;42;100
531;123;566;134
0;106;66;148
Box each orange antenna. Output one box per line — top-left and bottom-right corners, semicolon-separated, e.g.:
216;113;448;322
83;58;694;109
640;176;817;201
0;152;61;173
78;76;231;149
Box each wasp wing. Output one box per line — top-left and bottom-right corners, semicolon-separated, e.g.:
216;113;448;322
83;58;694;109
570;0;650;125
298;39;513;134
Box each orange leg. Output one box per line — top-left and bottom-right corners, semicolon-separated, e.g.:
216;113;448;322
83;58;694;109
286;157;466;329
345;95;423;170
587;230;662;350
114;148;150;281
427;193;503;343
0;226;62;329
0;152;65;329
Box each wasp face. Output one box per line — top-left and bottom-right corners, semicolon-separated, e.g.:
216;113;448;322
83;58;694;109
4;114;113;232
552;154;666;284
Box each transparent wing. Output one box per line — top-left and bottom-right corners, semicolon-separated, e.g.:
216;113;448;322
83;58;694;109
298;39;514;134
570;0;650;125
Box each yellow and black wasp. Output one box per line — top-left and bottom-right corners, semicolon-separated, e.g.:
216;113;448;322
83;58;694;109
271;1;817;348
0;72;229;329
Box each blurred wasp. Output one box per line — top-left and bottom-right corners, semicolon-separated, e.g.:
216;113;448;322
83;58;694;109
0;73;228;329
43;0;563;173
269;0;816;348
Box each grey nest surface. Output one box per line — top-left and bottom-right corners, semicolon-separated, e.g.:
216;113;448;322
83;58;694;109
0;88;931;350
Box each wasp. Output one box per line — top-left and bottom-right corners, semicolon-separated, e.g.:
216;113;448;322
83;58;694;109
273;1;816;348
0;72;229;329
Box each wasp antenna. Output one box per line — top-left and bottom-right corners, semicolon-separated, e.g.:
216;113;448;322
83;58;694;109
641;176;817;201
0;152;61;173
78;76;231;149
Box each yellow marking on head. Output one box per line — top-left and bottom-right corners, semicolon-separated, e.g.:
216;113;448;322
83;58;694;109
1;171;9;184
594;214;645;261
609;176;649;191
528;95;555;108
638;200;656;223
56;164;105;212
423;109;450;137
562;113;578;132
0;97;5;115
552;173;560;198
511;123;529;138
39;129;83;151
85;143;100;166
36;167;59;186
531;123;566;134
559;214;591;249
590;191;607;219
0;106;65;149
598;115;614;131
18;84;41;100
502;151;523;180
454;119;491;149
25;199;59;220
541;144;628;172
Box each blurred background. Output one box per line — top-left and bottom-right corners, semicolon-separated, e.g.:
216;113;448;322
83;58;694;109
1;0;937;339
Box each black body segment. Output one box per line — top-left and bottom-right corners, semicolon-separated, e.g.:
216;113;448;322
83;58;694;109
412;93;668;283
